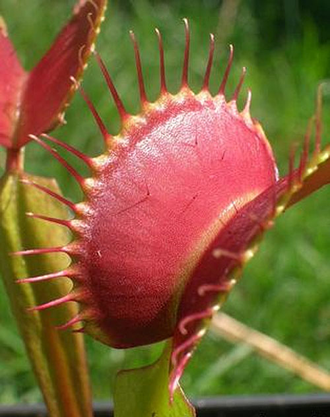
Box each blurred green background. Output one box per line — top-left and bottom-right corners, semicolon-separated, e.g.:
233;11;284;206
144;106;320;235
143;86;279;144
1;0;330;404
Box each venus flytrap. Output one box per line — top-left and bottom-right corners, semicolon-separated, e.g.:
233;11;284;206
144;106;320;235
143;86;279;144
1;4;330;417
13;17;330;416
0;1;107;415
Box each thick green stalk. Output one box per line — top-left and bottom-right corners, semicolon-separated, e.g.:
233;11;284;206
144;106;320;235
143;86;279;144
114;341;195;417
0;172;92;417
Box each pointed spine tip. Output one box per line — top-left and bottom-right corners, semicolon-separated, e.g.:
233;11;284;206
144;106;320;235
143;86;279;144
242;88;252;115
94;52;128;121
11;246;69;257
181;18;190;88
212;247;243;264
70;75;79;91
169;349;193;400
17;269;72;284
171;333;201;370
56;315;82;331
202;33;215;91
198;282;232;296
69;78;111;144
29;135;85;188
28;294;75;312
155;28;167;93
0;17;8;36
41;133;94;168
218;44;234;95
86;9;96;32
178;309;213;335
25;212;72;229
20;179;77;212
130;30;148;104
169;327;207;398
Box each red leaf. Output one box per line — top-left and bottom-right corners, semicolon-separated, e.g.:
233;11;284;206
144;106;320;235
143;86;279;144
169;178;287;396
15;0;107;148
0;18;26;148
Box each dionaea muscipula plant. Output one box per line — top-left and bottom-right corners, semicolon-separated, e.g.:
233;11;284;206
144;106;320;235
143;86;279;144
14;18;330;404
0;1;107;415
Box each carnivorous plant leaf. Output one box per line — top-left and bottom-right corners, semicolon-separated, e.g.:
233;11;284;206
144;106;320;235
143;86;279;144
0;18;26;149
0;0;107;150
0;173;92;417
19;19;330;403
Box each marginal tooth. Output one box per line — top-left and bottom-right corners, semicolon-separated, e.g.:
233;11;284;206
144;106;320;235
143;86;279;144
242;247;257;263
275;204;285;216
83;177;98;191
197;328;207;338
229;278;237;288
212;304;220;313
58;112;66;125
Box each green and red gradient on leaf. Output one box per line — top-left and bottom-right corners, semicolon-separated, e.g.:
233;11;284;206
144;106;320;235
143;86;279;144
0;1;107;416
13;18;330;400
2;2;330;407
0;0;106;153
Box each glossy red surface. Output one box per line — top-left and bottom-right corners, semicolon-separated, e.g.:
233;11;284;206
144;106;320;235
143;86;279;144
76;89;277;348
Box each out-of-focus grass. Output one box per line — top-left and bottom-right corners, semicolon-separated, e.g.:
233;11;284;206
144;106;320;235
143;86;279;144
1;0;330;403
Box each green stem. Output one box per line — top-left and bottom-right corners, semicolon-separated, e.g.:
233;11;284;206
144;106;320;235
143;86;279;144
114;341;195;417
5;147;25;173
